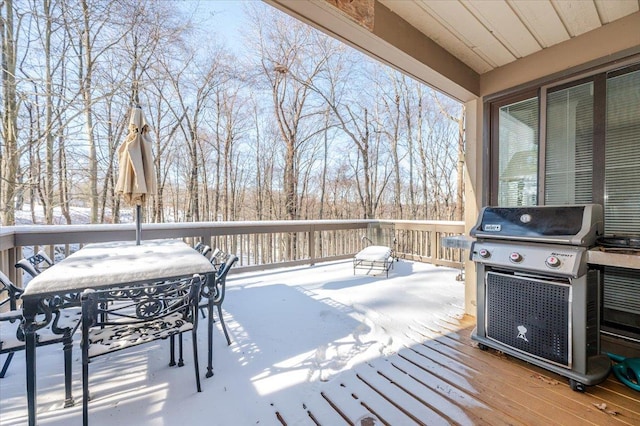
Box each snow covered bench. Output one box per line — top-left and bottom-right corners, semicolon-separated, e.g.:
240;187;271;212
353;245;394;278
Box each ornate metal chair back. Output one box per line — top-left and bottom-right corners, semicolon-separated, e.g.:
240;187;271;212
80;274;204;426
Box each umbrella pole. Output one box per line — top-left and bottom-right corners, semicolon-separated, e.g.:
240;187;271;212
136;205;142;245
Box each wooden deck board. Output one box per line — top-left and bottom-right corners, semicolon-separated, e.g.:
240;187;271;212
301;391;353;425
320;379;382;424
386;355;520;426
416;333;626;425
428;323;640;425
354;362;451;425
400;346;559;425
271;390;351;425
278;315;640;426
337;373;423;425
365;357;493;426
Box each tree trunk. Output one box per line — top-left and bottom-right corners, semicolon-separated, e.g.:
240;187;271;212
389;90;402;219
58;123;72;224
0;0;17;225
44;0;54;224
187;128;200;221
81;0;99;223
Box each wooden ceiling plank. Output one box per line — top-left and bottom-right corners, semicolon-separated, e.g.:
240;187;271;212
551;0;601;37
379;0;493;73
417;0;516;68
379;0;637;75
594;0;640;24
508;0;570;48
462;0;541;58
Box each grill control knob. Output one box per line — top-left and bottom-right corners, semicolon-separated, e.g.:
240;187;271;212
546;256;561;268
509;252;523;263
478;249;490;259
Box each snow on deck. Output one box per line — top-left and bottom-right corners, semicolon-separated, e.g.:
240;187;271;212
0;259;464;425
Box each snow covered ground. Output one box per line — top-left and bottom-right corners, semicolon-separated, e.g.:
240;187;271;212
0;259;464;425
11;203;138;226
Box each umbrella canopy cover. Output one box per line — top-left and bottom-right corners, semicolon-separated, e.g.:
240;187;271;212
116;107;157;205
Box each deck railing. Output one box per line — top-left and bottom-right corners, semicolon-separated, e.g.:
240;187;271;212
0;220;465;288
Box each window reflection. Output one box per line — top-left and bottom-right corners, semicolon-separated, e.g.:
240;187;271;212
498;98;539;206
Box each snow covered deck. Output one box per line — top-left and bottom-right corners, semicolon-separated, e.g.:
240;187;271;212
1;260;638;425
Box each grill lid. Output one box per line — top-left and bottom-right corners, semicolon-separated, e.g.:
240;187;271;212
470;204;603;246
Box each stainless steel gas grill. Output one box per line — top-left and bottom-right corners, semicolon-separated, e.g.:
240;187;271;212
470;204;611;391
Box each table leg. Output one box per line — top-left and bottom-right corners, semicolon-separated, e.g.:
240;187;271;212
63;331;75;407
206;299;214;378
23;309;37;426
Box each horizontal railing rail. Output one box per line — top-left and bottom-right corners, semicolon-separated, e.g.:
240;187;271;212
0;220;465;288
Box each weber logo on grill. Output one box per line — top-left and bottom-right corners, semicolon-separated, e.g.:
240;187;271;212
517;325;529;342
483;224;501;232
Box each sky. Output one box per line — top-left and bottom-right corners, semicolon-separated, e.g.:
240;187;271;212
0;259;464;425
180;0;253;52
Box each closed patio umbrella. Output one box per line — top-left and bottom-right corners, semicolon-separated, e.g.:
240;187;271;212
115;106;157;245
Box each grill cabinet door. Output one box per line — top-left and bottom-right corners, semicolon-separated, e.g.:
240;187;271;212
486;272;572;367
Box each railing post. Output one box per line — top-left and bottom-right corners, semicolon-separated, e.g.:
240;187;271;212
9;247;20;288
430;227;438;265
309;225;316;266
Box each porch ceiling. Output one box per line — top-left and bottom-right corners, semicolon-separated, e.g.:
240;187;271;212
266;0;640;102
378;0;640;75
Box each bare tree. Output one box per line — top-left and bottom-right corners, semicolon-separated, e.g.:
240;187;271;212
379;71;406;219
309;55;392;219
160;47;226;222
250;97;278;221
146;78;185;223
414;96;458;219
247;4;338;258
2;1;464;226
212;84;248;221
0;0;18;225
248;5;332;221
432;92;465;220
38;0;58;224
400;76;420;219
59;0;128;223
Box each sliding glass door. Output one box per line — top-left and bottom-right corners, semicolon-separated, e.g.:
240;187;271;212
603;68;640;334
545;82;594;205
490;63;640;336
605;69;640;236
495;96;538;206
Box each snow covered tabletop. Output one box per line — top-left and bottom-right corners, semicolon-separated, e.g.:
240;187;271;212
22;239;215;298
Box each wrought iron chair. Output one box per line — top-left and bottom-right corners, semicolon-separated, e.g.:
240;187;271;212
80;274;204;426
193;242;212;259
209;248;230;270
196;248;230;319
15;250;55;279
0;271;78;406
0;271;22;378
199;254;238;346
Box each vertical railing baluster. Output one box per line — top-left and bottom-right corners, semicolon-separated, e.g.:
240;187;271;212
0;220;465;282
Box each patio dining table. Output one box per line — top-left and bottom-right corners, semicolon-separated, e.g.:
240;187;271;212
20;239;216;426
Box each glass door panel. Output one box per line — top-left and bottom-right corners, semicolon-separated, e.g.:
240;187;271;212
497;97;539;206
545;82;594;205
